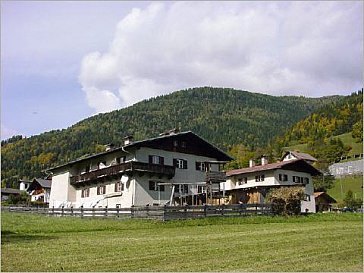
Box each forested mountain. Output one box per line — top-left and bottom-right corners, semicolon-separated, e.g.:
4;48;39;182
267;90;363;169
1;87;342;187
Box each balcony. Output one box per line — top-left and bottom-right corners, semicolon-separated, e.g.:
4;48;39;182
206;171;227;183
70;161;175;187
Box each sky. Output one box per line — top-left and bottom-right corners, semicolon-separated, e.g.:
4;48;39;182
1;1;363;140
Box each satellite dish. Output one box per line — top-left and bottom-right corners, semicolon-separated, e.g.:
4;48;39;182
121;175;129;184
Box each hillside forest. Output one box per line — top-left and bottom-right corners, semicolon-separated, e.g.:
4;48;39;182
1;87;362;190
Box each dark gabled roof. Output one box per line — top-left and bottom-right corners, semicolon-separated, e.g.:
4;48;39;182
27;178;52;192
48;131;233;172
226;159;321;177
33;178;52;188
282;151;317;162
314;192;337;203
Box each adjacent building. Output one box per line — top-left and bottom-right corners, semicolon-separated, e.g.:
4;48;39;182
48;131;232;208
221;155;321;213
27;178;52;203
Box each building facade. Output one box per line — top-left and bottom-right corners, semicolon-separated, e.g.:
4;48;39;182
221;156;321;213
48;131;232;208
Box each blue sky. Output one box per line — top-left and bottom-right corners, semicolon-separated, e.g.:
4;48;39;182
1;1;363;139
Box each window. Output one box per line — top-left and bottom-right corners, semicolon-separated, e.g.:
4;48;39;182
255;175;265;182
195;162;206;171
175;184;189;194
174;159;188;169
304;194;311;201
81;188;90;198
149;181;165;191
173;140;178;147
237;177;248;185
197;185;206;193
149;155;164;165
293;176;308;184
115;181;124;192
181;141;186;148
116;156;126;164
97;185;106;195
278;174;288;181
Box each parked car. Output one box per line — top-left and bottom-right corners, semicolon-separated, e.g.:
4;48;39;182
341;207;354;212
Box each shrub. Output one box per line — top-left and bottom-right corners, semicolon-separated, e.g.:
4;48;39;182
266;186;304;216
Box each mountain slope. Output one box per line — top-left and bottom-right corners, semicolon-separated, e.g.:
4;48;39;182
1;87;341;186
270;90;363;166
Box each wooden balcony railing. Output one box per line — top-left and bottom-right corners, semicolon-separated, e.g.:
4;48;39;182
70;161;175;187
206;171;227;183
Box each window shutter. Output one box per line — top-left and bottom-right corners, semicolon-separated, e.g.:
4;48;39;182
184;160;188;169
196;162;199;170
149;155;153;164
160;157;164;165
173;159;177;167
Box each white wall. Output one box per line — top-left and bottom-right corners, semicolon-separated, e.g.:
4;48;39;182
133;175;173;206
73;177;134;208
49;171;76;208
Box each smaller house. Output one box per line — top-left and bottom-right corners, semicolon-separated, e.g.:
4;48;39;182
314;192;337;212
1;188;25;201
27;178;52;204
222;155;321;213
282;151;317;165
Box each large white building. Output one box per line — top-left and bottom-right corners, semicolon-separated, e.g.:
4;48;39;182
221;155;321;213
48;131;232;208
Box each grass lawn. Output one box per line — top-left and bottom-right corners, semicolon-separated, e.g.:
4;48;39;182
328;175;363;204
1;212;363;272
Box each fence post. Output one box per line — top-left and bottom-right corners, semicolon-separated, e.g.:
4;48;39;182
80;205;83;218
163;205;166;221
221;204;225;216
61;206;64;216
71;206;73;216
116;207;119;218
92;206;95;217
204;204;207;218
131;205;134;218
52;206;54;216
105;206;108;217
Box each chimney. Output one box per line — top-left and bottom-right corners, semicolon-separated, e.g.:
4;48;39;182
261;155;268;166
123;135;133;146
105;143;115;151
249;159;255;168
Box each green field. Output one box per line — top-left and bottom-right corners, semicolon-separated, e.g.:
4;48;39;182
1;212;363;272
328;175;363;204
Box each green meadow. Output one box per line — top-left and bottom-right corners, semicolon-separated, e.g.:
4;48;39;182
1;212;362;272
328;175;363;204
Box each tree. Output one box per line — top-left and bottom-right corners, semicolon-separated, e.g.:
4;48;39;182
352;121;363;143
312;173;335;192
266;186;305;216
343;190;362;210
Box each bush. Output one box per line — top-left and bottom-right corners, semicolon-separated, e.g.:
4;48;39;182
266;186;304;216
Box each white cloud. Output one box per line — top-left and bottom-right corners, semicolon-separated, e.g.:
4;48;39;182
79;1;363;113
